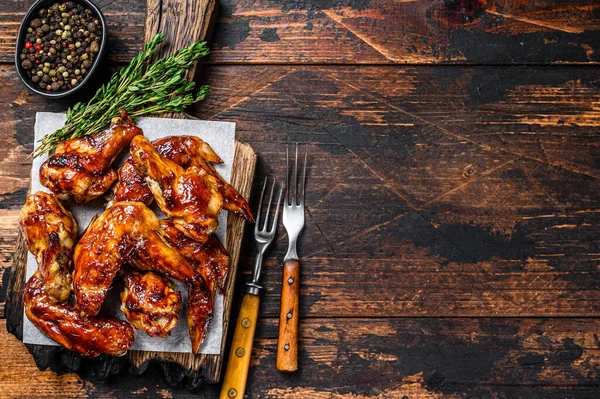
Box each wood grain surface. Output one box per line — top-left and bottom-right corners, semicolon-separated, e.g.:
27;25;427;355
3;0;600;65
1;0;600;397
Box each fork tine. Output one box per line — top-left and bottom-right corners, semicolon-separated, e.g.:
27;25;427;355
285;145;290;205
300;144;307;204
270;186;283;234
293;143;299;205
262;179;276;232
254;178;267;233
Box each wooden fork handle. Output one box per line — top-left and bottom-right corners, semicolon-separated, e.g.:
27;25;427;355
220;293;260;399
276;259;300;372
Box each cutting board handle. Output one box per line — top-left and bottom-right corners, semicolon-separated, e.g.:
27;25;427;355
144;0;219;81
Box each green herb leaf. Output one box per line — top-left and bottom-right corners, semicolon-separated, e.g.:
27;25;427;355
34;33;210;157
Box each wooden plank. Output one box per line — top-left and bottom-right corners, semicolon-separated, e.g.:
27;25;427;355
197;0;600;64
2;317;600;398
144;0;218;63
2;0;600;65
2;65;600;319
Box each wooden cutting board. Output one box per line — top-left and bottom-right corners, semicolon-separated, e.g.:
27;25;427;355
5;0;256;386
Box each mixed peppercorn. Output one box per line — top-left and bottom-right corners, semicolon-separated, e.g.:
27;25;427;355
19;1;102;92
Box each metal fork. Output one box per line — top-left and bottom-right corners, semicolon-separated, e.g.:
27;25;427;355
221;179;282;399
276;143;307;372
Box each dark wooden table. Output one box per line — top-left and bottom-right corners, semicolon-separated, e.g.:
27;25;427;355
1;0;600;397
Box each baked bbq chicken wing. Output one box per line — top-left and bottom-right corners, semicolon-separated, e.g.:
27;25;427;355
156;136;253;221
161;220;229;353
20;192;78;302
129;135;223;243
120;269;181;337
40;111;142;203
113;136;253;222
25;270;134;358
74;202;202;316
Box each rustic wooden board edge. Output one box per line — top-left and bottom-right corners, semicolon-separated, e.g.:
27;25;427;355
5;231;26;340
144;0;219;82
4;139;256;386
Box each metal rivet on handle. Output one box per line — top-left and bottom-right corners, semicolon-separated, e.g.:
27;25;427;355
288;277;294;284
236;347;245;357
284;344;290;350
287;312;293;319
228;388;237;397
241;318;251;328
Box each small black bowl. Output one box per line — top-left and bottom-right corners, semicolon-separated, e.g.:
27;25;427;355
15;0;107;99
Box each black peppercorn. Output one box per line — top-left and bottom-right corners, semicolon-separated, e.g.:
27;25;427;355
90;41;99;54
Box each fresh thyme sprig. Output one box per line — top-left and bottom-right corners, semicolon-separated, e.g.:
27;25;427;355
34;33;210;157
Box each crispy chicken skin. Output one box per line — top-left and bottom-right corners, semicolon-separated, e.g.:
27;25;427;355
161;220;229;353
120;269;181;338
114;136;254;222
129;135;223;243
20;192;78;302
113;158;154;204
25;270;134;358
161;220;229;293
73;202;201;316
186;285;212;354
153;135;223;166
40;111;143;203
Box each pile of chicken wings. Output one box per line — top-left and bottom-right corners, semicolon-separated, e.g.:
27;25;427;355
20;111;253;358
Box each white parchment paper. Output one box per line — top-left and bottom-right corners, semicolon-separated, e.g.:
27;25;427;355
23;112;236;354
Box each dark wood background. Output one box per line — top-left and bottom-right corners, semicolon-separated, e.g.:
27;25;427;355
1;0;600;397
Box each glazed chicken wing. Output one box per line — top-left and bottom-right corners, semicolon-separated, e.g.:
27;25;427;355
19;192;77;302
40;111;142;203
74;202;202;316
161;220;229;353
155;135;253;222
120;269;181;338
113;136;253;222
129;135;223;243
25;270;134;358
